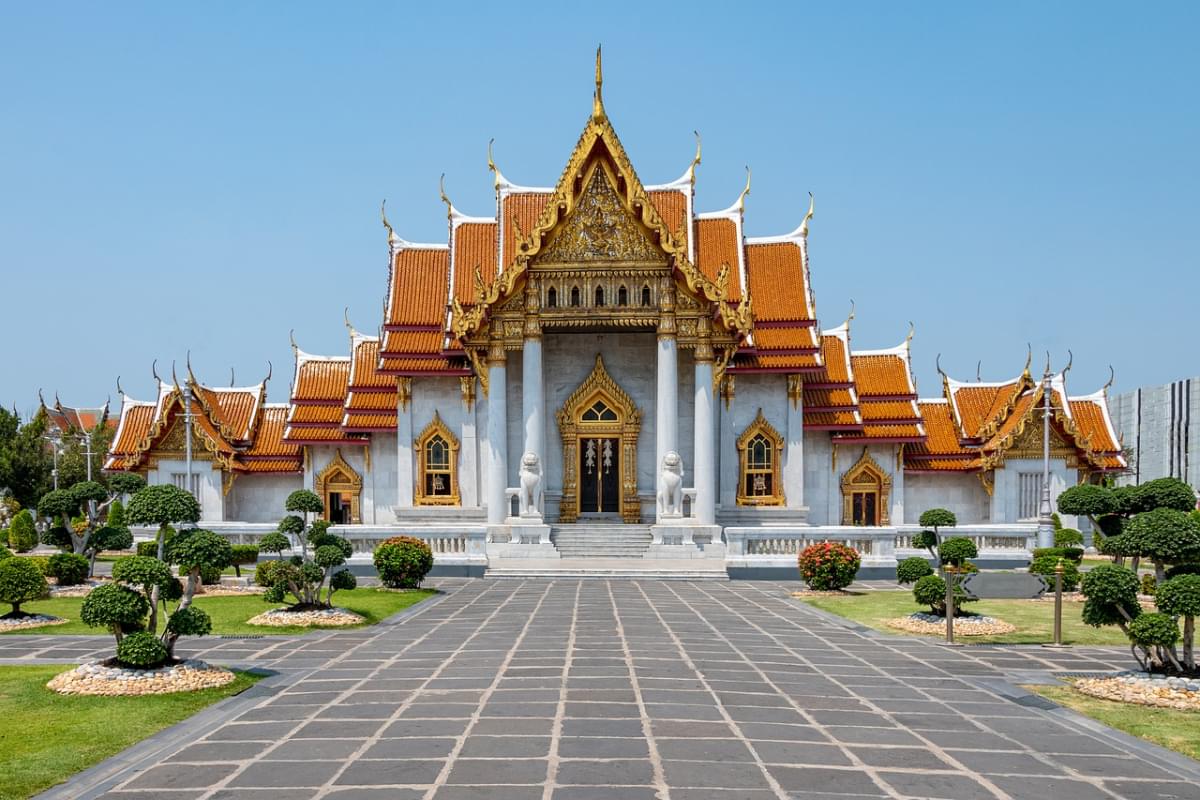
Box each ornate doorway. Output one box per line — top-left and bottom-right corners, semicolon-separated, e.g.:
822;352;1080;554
556;355;642;523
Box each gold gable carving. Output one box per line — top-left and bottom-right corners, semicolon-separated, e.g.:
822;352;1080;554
534;168;665;266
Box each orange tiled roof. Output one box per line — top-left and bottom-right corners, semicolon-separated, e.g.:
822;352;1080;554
861;400;922;423
751;327;820;351
44;401;110;435
946;379;1026;440
729;352;821;371
292;357;350;403
745;242;814;324
694;218;740;294
236;405;301;473
648;190;687;240
348;337;395;393
284;351;365;446
290;404;343;424
904;400;980;471
851;351;916;399
379;356;464;375
343;413;398;431
385;247;450;328
805;410;862;429
381;331;444;354
1070;395;1121;453
502;192;551;269
817;331;852;384
192;384;263;443
804;387;857;410
452;221;498;303
837;423;926;442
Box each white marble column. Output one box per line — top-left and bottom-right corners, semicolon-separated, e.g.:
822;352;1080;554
656;333;678;522
693;355;715;525
396;379;414;508
784;376;805;509
522;337;544;483
485;347;508;525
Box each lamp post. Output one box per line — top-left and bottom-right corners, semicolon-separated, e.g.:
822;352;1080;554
1036;363;1055;549
44;430;62;490
182;382;194;497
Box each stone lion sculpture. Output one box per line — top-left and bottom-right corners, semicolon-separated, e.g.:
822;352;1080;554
658;451;684;518
518;451;542;517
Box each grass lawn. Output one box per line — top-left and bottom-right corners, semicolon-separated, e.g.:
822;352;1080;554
1027;683;1200;761
2;587;437;636
801;590;1129;645
0;665;261;800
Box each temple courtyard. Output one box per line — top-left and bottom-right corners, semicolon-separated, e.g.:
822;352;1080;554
5;579;1198;800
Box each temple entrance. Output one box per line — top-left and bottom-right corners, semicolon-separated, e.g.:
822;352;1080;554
556;355;642;523
579;436;620;513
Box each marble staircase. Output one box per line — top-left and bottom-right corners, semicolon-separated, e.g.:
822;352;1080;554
550;524;653;558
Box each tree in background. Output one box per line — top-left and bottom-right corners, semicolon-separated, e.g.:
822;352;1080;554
0;407;53;510
38;473;145;558
53;424;116;491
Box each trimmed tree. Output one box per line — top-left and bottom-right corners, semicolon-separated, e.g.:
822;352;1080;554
1127;613;1183;672
913;508;957;566
1124;508;1200;585
125;484;201;561
0;557;49;617
258;531;291;560
1156;574;1200;672
229;544;260;578
37;474;146;563
7;509;37;553
1080;563;1144;668
373;536;434;589
260;492;354;608
896;556;934;585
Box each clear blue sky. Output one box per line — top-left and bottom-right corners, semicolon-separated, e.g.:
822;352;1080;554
2;2;1197;419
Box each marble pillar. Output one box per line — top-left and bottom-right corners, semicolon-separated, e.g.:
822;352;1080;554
486;348;508;525
656;334;678;521
522;337;544;488
693;356;715;524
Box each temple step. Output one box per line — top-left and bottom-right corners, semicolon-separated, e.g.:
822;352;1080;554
550;525;653;559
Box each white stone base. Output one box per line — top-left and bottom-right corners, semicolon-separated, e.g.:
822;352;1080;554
505;521;553;545
487;542;561;559
648;524;723;552
645;542;727;560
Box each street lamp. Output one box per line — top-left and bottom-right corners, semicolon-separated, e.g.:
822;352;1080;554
43;429;63;490
1036;358;1055;549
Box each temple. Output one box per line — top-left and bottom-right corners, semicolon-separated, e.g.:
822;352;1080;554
103;53;1126;574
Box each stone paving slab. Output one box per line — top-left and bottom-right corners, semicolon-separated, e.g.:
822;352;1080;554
14;579;1200;799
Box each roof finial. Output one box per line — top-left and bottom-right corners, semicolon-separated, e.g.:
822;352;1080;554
906;321;915;348
344;306;356;336
1044;350;1052;377
171;360;180;389
380;200;398;247
264;360;273;384
593;45;605;119
737;166;751;213
230;367;236;388
289;329;299;356
487;138;501;191
116;375;125;397
688;130;702;184
439;173;452;219
54;391;62;410
1023;343;1032;375
186;350;197;385
845;299;855;327
1062;349;1073;378
38;388;46;408
976;360;982;382
151;359;162;385
1103;365;1115;393
935;353;947;380
799;192;815;238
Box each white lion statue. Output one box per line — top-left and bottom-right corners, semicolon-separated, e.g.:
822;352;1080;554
518;451;542;517
658;451;684;518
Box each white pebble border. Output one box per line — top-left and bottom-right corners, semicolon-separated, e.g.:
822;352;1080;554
47;659;236;696
791;589;857;598
0;614;69;633
886;612;1017;636
246;607;365;627
1075;672;1200;711
195;585;266;597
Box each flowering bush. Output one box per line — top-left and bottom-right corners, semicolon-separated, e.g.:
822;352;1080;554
798;542;860;591
374;536;434;589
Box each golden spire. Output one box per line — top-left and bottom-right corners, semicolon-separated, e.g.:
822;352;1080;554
688;130;702;185
289;329;299;357
488;138;501;191
906;321;915;348
380;200;398;248
1022;343;1032;377
799;192;815;238
439;173;452;219
116;375;125;397
736;166;751;213
845;299;855;328
1103;365;1115;394
976;360;983;382
593;45;605;119
344;306;356;337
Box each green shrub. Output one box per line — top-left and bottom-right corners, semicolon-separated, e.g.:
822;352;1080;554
111;555;173;592
40;525;72;551
1032;547;1084;564
1079;564;1142;630
938;537;978;567
911;530;938;553
896;556;934;585
1141;573;1159;596
0;557;49;615
199;565;223;585
1127;612;1180;649
229;544;259;577
7;510;36;552
918;508;957;530
798;542;860;591
374;536;434;589
116;631;167;668
80;583;149;634
258;531;291;557
328;568;356;603
136;541;159;558
165;605;211;637
1029;555;1081;592
47;552;89;586
254;559;287;587
1054;528;1084;548
913;574;947;615
0;545;10;561
90;525;133;554
1165;563;1200;579
21;555;50;576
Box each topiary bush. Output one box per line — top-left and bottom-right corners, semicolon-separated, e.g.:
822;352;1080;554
199;564;223;586
1141;573;1159;596
913;574;948;615
1033;546;1084;564
1166;563;1200;579
1029;555;1081;593
116;630;168;668
1054;528;1084;548
798;542;860;591
1155;574;1200;671
374;536;434;589
7;510;37;553
1127;612;1182;672
47;552;89;586
938;537;978;567
0;545;11;561
229;545;259;578
1080;563;1142;642
258;531;291;559
0;557;49;616
80;583;149;640
896;556;934;585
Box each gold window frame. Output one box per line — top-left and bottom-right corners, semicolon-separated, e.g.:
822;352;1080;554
414;411;460;506
314;449;363;524
736;409;785;506
840;447;892;526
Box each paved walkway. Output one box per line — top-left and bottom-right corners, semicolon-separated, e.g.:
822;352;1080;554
9;580;1200;800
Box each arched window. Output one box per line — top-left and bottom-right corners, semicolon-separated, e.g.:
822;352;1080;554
415;412;460;505
570;286;581;307
547;287;557;308
315;450;363;524
582;399;619;422
736;409;785;506
617;285;628;305
595;285;605;306
840;449;892;526
641;284;652;307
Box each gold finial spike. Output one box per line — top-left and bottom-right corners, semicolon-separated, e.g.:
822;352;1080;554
488;138;500;191
344;306;356;336
737;166;751;213
439;173;452;219
1044;350;1052;377
1062;349;1074;377
799;192;815;238
289;329;299;356
935;353;947;380
1023;343;1032;375
38;388;46;409
116;375;125;397
1103;365;1115;393
845;299;855;328
380;200;398;247
171;360;180;389
593;45;605;119
264;360;273;383
186;350;197;385
688;130;702;183
906;321;915;347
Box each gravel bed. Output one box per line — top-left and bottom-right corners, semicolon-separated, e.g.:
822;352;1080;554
0;615;69;633
246;607;365;627
47;659;236;696
195;585;266;597
886;612;1017;636
1075;672;1200;711
790;589;859;597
